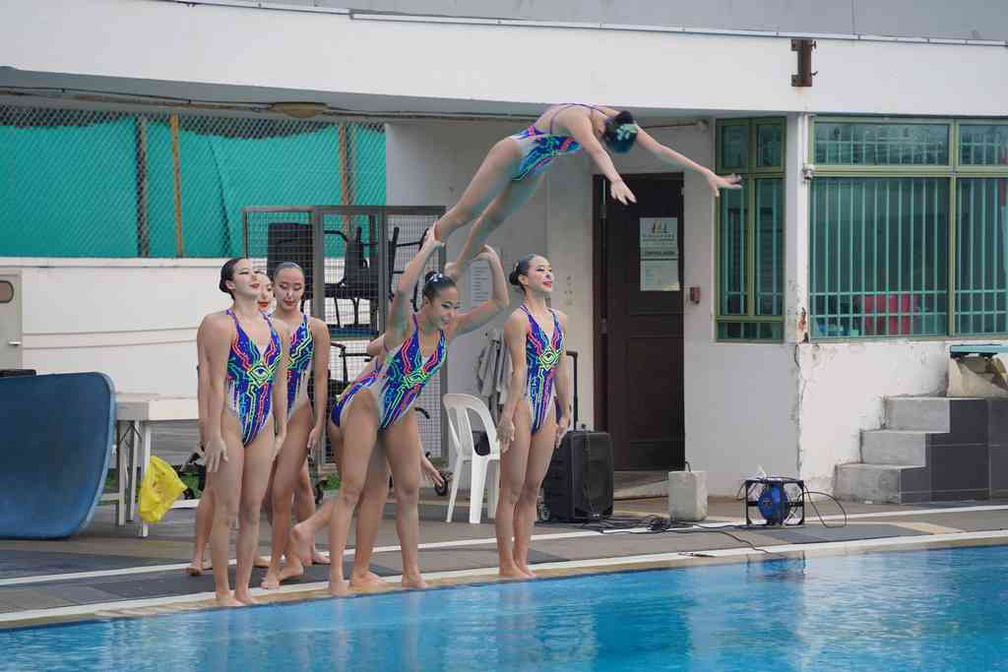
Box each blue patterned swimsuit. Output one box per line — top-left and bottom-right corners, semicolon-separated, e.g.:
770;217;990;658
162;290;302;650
331;316;446;430
521;305;564;433
284;314;314;419
225;309;282;445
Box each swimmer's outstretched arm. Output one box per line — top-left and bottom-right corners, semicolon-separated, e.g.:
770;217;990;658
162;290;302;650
634;128;742;197
450;246;510;339
386;235;444;346
561;111;637;206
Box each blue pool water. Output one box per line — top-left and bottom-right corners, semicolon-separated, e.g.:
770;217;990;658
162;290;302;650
3;545;1008;671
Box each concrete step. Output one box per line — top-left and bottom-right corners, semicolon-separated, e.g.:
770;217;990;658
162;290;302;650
835;463;906;504
885;396;950;432
614;471;668;500
861;429;927;466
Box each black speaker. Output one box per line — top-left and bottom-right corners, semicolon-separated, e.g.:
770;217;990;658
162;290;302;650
542;430;614;522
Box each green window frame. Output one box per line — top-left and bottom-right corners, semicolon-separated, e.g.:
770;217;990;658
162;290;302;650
715;118;786;341
809;117;1008;340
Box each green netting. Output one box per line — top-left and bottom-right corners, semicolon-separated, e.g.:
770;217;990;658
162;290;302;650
0;106;386;258
1;116;138;257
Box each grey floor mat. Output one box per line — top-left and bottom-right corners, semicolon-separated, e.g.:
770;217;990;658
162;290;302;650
0;550;170;580
752;523;928;544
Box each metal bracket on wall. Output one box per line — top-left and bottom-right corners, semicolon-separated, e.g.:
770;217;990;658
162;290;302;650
791;38;817;87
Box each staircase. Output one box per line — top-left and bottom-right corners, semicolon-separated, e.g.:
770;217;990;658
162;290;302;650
836;397;1006;504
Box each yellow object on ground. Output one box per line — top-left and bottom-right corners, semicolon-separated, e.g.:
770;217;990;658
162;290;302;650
138;456;187;523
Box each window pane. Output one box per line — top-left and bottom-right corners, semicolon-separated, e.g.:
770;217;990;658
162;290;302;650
717;321;783;341
755;179;784;315
810;177;949;338
956;178;1008;334
756;122;783;168
814;122;949;166
959;125;1008;166
718;123;748;172
719;184;747;315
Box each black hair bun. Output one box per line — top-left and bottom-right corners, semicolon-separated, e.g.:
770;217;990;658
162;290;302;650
612;110;634;126
219;257;241;295
508;268;522;286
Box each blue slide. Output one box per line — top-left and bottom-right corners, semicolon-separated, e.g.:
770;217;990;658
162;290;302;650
0;372;116;539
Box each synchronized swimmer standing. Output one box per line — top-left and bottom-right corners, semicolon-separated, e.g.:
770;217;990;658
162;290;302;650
190;272;323;575
289;238;509;595
197;259;289;606
494;254;572;579
261;262;333;589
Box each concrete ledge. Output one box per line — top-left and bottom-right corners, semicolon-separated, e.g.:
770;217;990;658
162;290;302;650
861;430;927;466
613;471;668;500
835;463;903;504
885;397;950;432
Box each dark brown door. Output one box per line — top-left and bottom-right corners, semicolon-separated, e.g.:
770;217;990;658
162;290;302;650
593;173;685;471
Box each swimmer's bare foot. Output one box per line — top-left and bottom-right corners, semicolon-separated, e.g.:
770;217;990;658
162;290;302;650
254;555;271;569
328;579;351;597
401;573;428;590
261;569;281;590
422;223;443;246
498;564;527;580
516;563;537;579
290;523;313;565
276;555;305;583
186;555;212;576
215;593;244;608
311;548;331;565
350;570;387;590
234;591;258;606
444;260;463;282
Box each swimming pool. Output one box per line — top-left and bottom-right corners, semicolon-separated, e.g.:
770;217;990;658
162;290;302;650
3;545;1007;671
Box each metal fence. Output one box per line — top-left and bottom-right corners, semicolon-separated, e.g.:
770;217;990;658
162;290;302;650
0;104;385;258
242;205;447;467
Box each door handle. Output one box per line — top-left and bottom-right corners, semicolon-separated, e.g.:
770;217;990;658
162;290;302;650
7;341;20;346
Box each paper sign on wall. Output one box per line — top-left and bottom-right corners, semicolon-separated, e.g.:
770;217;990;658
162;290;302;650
639;217;680;291
468;259;491;306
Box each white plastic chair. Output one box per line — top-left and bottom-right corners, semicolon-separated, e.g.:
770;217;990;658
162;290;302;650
442;393;501;524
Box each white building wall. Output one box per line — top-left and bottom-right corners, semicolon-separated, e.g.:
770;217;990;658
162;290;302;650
0;259;228;396
796;341;952;492
2;0;1007;118
542;150;595;428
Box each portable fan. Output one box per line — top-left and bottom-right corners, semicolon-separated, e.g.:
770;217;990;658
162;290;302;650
744;478;805;527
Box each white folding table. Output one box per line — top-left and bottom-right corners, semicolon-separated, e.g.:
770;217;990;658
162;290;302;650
113;393;199;537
